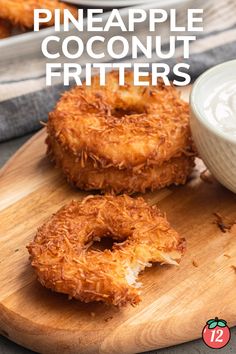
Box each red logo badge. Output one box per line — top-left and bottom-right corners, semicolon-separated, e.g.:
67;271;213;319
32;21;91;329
202;317;231;349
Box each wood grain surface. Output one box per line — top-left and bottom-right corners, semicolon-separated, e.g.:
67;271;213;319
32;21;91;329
0;87;236;354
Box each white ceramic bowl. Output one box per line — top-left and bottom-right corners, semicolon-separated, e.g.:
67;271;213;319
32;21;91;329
190;60;236;193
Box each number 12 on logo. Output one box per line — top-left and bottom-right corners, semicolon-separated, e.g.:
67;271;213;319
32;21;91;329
202;317;231;349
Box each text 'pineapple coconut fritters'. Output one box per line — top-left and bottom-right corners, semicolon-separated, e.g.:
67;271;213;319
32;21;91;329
0;0;77;30
47;71;195;194
27;195;185;306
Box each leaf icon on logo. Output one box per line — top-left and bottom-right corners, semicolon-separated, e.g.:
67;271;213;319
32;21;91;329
208;321;218;329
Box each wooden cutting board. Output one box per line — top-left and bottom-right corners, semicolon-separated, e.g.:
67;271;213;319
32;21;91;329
0;87;236;354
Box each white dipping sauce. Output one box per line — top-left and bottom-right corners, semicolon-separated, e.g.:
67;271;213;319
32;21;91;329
204;80;236;137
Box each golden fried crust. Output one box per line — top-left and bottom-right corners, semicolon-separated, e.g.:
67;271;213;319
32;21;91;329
0;0;78;29
0;19;12;38
47;134;195;194
48;71;194;170
27;195;185;306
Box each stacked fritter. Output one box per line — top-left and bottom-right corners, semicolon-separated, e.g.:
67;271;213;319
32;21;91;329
0;0;77;38
47;71;195;194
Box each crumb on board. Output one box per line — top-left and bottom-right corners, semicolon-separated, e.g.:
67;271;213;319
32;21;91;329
90;312;95;317
104;316;113;322
224;254;231;259
40;120;47;127
200;169;213;184
213;212;236;233
14;249;19;253
231;265;236;273
192;260;199;268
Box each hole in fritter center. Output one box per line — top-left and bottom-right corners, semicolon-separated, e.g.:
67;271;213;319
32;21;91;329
86;235;124;252
112;106;145;118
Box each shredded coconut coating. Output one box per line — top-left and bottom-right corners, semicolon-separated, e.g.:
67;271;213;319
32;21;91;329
47;135;195;194
27;195;186;307
47;71;195;193
48;71;194;169
0;0;78;29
